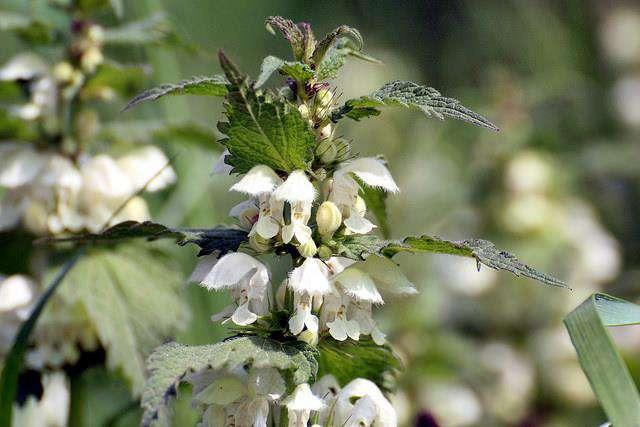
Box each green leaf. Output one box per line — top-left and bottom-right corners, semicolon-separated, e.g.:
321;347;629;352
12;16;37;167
315;38;379;81
333;80;499;131
0;11;53;43
312;25;363;65
354;176;389;238
0;109;37;141
40;220;248;256
317;337;401;394
82;62;146;99
264;16;306;61
383;236;567;288
255;56;315;88
219;77;315;174
123;75;229;111
103;13;177;46
0;251;83;427
141;336;318;427
53;246;189;395
564;293;640;426
332;234;388;261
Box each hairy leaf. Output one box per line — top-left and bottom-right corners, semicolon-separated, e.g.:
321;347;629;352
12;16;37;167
123;75;228;111
332;234;389;261
384;236;567;288
317;337;401;394
333;80;499;131
51;246;189;395
0;252;83;427
564;293;640;426
40;220;248;256
255;56;315;88
141;336;318;427
219;77;315;173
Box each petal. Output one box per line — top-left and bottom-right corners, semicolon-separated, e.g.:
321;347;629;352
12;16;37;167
80;154;134;200
0;144;47;188
333;268;383;305
284;383;325;412
0;54;47;81
116;146;176;192
289;258;331;296
371;326;386;346
256;216;280;239
344;214;376;234
288;309;306;335
231;302;259;325
273;170;316;203
327;319;348;341
0;275;35;312
361;255;418;296
281;224;295;244
337;157;399;193
293;223;312;244
325;257;356;276
196;252;269;291
304;312;319;334
230;165;282;195
345;319;361;341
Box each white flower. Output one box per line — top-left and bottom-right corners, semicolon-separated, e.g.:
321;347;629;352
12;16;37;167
190;252;270;326
336;157;399;193
284;383;324;427
116;146;177;192
312;374;341;425
229;199;259;230
230;165;282;196
273;170;316;203
212;149;233;175
0;144;47;188
0;274;35;313
289;292;319;335
289;258;331;297
333;268;383;305
281;201;312;244
0;53;48;81
332;378;397;427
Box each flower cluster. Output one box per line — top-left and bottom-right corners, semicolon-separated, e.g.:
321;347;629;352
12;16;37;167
189;368;396;427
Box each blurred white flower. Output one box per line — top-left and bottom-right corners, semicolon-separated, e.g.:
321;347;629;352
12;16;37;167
116;146;177;192
505;151;553;195
613;76;640;128
0;275;36;355
419;382;482;427
600;8;640;66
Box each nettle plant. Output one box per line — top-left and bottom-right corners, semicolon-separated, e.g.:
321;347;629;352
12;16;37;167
64;16;566;427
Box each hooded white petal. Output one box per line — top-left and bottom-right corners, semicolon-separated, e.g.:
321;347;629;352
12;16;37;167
0;53;47;81
231;302;259;325
333;268;383;304
230;165;282;196
289;258;331;296
252;216;280;239
337;157;399;193
117;146;177;192
193;252;269;291
327;317;360;341
333;379;396;427
212;149;233;175
0;275;35;312
284;383;325;427
273;170;316;203
344;213;376;234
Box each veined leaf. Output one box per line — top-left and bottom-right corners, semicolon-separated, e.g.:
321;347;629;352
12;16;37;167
219;71;315;173
564;293;640;426
40;220;248;256
53;246;189;395
383;236;567;288
318;337;401;394
332;234;389;261
333;80;499;131
312;25;363;65
0;251;83;427
255;56;315;88
123;75;229;111
141;336;318;427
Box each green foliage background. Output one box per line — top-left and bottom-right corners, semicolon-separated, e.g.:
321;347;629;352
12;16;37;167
2;0;640;426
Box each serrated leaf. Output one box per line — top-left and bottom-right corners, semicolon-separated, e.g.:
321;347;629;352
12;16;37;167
354;176;389;238
141;336;318;427
123;75;228;111
333;80;499;131
52;246;189;395
82;62;146;99
564;293;640;426
383;236;567;288
0;252;83;427
40;220;248;256
255;56;315;88
219;80;315;174
317;337;401;394
332;234;388;261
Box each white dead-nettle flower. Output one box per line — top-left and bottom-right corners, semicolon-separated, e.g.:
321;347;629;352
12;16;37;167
229;199;259;231
191;252;271;326
312;375;342;425
116;146;177;192
0;54;56;121
322;291;361;342
283;383;325;427
288;258;333;336
212;149;233;175
331;378;397;427
231;165;283;240
273;170;315;244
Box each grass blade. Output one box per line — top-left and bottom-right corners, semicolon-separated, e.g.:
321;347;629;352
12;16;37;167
564;293;640;426
0;250;84;427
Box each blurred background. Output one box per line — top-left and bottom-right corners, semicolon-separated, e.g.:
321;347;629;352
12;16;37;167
2;0;640;426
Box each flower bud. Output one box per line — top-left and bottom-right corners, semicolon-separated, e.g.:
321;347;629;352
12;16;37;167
317;245;332;260
317;123;332;140
80;47;103;73
316;201;342;235
86;24;105;44
298;103;310;120
249;234;270;252
297;329;318;346
316;134;337;165
53;62;74;83
297;238;318;258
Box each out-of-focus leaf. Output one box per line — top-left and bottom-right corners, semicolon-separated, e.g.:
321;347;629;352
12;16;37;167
104;12;175;46
101;119;217;148
564;293;640;426
0;10;30;31
354;176;389;238
333;80;499;131
0;11;54;43
141;336;318;427
0;109;37;141
40;220;248;256
219;61;315;173
82;62;147;99
123;75;228;111
0;251;83;427
383;236;567;288
316;38;379;81
52;246;189;395
318;337;401;394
